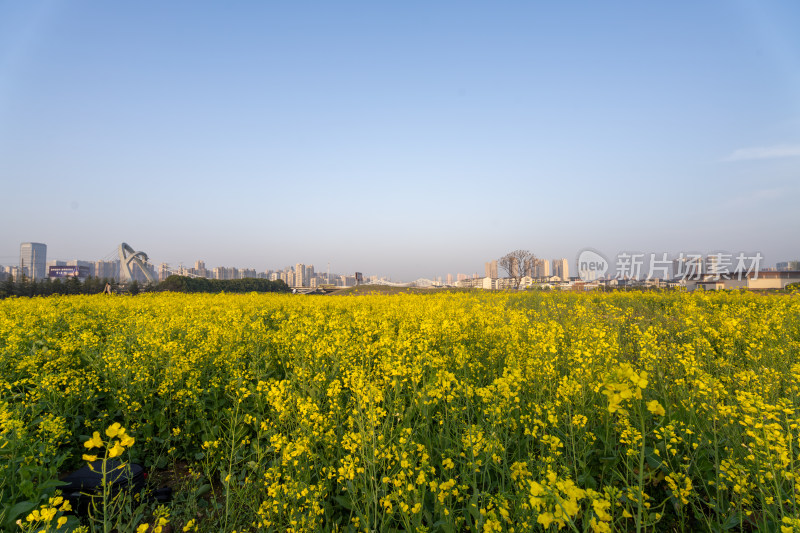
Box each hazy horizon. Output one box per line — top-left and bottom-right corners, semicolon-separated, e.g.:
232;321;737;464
2;2;798;280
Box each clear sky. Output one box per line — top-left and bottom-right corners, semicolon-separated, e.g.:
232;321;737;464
1;1;798;280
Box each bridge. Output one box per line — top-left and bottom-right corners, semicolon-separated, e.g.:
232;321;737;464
287;279;451;294
118;243;156;284
352;278;449;288
291;286;340;294
159;266;205;279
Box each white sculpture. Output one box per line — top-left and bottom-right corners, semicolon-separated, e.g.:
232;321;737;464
118;243;156;284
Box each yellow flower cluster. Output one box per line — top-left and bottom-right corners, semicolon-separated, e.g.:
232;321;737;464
82;422;135;462
601;363;648;415
521;470;613;532
1;290;799;531
24;495;72;530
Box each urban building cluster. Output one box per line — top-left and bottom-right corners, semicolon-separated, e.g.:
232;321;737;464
4;242;800;291
165;261;374;288
2;242;381;288
3;243;153;283
452;258;571;290
451;254;800;291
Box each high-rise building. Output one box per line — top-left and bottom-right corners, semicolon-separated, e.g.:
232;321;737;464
552;258;569;280
67;260;96;278
446;273;453;285
777;261;800;271
158;263;170;282
47;260;67;270
3;265;21;280
95;260;119;280
19;242;47;280
295;263;306;287
531;258;550;278
485;260;498;279
194;260;208;278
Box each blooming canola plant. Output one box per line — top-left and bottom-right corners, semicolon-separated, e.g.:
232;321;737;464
0;291;798;532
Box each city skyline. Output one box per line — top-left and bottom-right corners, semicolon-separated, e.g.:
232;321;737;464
5;239;798;287
1;2;799;280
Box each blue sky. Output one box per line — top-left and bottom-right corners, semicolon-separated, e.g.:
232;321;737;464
1;1;798;280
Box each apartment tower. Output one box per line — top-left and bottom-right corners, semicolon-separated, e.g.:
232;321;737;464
552;258;569;280
19;242;47;280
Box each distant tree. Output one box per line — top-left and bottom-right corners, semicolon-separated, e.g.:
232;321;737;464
40;277;52;296
158;275;189;292
37;279;46;296
26;279;38;297
156;275;290;294
499;250;535;289
85;276;106;295
129;280;140;296
65;276;82;295
82;276;95;294
1;274;13;298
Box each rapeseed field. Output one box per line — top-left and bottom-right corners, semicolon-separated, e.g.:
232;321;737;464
1;291;798;532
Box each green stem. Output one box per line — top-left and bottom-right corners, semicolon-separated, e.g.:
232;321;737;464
102;450;110;533
636;404;646;533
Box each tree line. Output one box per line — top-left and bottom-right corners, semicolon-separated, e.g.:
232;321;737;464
0;275;119;298
156;275;290;294
0;274;290;299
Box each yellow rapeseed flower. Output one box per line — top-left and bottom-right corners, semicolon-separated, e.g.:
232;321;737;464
108;442;125;458
106;422;124;438
84;431;103;449
647;400;666;416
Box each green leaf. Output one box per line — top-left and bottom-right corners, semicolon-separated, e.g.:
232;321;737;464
3;500;36;526
644;447;662;469
37;478;69;492
194;484;212;498
578;473;598;490
334;495;352;511
721;512;741;530
19;479;35;497
468;491;480;522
